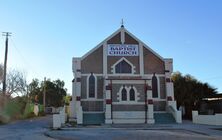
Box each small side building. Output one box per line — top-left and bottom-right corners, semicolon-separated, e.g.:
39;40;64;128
71;26;181;125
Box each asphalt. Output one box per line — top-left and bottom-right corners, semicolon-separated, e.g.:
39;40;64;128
1;115;222;140
45;120;222;140
0;115;55;140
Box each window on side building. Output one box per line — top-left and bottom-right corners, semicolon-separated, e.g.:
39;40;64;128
88;73;96;98
152;73;158;98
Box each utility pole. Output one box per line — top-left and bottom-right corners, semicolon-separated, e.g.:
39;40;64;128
43;77;46;112
2;32;11;95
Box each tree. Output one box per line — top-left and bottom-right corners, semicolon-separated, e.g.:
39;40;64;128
0;64;4;94
28;78;67;107
0;64;3;83
172;72;217;119
64;95;72;105
27;79;41;102
6;69;27;96
0;64;27;96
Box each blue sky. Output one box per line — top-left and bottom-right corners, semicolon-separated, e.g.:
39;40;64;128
0;0;222;94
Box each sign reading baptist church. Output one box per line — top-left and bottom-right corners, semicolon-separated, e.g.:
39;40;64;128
107;44;139;56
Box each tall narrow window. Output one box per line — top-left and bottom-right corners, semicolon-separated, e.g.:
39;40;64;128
152;73;158;98
115;60;132;73
88;73;96;98
129;86;135;101
121;86;127;101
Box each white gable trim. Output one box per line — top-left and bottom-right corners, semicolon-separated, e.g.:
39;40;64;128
124;28;164;61
81;27;164;62
111;57;136;74
81;27;123;60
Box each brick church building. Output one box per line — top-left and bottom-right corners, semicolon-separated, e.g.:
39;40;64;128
71;25;182;125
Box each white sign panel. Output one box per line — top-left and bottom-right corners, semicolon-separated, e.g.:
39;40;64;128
107;44;139;56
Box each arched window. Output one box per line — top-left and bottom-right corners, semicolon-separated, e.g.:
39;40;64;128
115;60;132;73
152;73;158;98
129;86;135;101
117;85;140;102
121;86;127;101
88;73;96;98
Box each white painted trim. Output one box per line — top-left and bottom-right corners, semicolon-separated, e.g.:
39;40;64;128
112;102;145;105
107;74;140;77
152;74;161;99
113;111;145;119
113;119;145;124
164;58;173;74
81;73;165;77
72;57;81;76
121;28;125;44
112;80;145;84
81;27;123;60
81;99;104;101
157;75;161;99
83;111;105;114
139;42;144;75
81;73;104;76
124;28;164;61
80;27;164;63
154;111;167;113
143;74;165;78
86;73;97;99
103;42;107;75
111;57;136;74
153;99;167;101
117;85;140;102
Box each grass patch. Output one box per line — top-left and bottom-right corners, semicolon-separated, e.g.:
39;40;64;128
68;121;77;127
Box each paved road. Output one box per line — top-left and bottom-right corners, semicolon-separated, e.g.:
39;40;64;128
1;116;222;140
46;128;222;140
0;115;54;140
46;121;222;140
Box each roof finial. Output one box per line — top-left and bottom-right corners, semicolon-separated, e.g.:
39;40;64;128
121;18;124;28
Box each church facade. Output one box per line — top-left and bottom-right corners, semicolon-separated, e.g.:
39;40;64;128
71;26;182;124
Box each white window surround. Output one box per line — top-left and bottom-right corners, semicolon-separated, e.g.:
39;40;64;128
87;73;97;99
152;75;160;99
111;57;136;74
117;85;140;104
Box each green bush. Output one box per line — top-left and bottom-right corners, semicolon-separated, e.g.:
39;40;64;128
25;112;36;119
38;111;46;116
0;95;46;123
2;98;25;121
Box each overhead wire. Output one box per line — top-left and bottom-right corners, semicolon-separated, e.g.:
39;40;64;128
9;37;42;79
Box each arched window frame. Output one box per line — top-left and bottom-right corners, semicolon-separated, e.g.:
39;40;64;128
151;74;160;99
121;86;127;101
87;73;97;99
111;57;136;75
117;85;139;103
129;86;135;101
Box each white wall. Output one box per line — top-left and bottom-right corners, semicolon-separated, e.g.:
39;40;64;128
192;111;222;125
112;111;145;124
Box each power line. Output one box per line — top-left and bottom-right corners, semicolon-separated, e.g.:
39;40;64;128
10;37;42;79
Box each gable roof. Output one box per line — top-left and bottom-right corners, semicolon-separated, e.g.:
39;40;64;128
81;27;164;61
